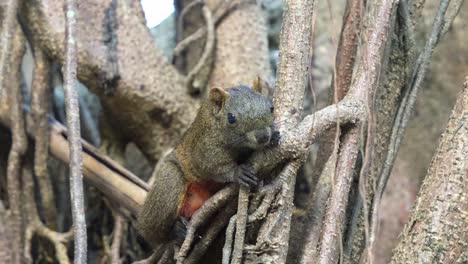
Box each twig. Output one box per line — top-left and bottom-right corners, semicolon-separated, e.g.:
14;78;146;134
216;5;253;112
222;215;237;264
249;189;277;222
31;48;57;228
111;213;125;264
5;23;26;264
156;247;173;264
184;202;237;264
0;0;20;98
63;0;87;261
35;223;72;264
186;5;215;94
440;0;464;36
223;185;279;263
173;0;241;56
176;0;203;44
231;187;249;264
23;165;73;264
369;0;452;259
133;246;167;264
177;185;237;262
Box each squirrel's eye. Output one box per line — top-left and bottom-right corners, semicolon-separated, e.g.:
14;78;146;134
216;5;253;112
270;106;274;113
227;113;236;124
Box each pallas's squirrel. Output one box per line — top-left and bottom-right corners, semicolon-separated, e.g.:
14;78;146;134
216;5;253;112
136;82;279;247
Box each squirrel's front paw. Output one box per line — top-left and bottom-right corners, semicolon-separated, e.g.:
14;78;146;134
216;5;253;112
237;164;258;190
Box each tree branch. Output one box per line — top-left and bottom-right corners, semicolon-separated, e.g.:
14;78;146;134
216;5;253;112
111;213;125;264
273;0;314;126
0;110;148;216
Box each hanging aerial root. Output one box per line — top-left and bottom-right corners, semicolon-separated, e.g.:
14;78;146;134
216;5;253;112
30;48;57;228
185;5;215;94
0;0;20;97
5;21;26;264
63;0;87;261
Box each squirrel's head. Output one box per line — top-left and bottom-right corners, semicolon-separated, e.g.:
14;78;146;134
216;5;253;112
207;83;280;154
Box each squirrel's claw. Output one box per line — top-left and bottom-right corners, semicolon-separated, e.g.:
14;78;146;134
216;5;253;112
238;164;258;190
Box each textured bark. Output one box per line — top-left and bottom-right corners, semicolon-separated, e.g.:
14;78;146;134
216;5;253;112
4;23;26;264
0;203;11;264
206;1;271;88
244;0;314;262
18;0;197;162
63;0;87;259
30;49;57;228
391;80;468;264
176;0;272;88
344;3;414;260
0;112;147;215
0;0;19;97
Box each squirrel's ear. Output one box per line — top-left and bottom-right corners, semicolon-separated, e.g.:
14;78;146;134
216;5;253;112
252;76;262;93
209;87;229;112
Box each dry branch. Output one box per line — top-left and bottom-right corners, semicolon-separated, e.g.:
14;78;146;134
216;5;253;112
111;213;125;264
23;166;73;264
0;111;147;215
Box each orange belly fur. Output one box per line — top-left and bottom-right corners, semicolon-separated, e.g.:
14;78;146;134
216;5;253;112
178;180;223;219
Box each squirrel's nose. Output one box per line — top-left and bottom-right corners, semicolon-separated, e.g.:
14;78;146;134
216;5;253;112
271;130;281;146
255;127;272;145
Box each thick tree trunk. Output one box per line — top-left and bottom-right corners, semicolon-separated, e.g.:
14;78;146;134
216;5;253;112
391;79;468;263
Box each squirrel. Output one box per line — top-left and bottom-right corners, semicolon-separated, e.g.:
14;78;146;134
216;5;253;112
136;82;279;247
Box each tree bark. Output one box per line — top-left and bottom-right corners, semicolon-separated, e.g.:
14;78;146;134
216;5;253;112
18;0;197;162
391;79;468;263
